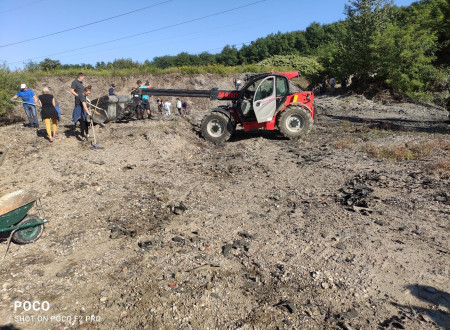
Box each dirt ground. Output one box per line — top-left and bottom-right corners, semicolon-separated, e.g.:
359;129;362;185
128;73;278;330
0;74;449;330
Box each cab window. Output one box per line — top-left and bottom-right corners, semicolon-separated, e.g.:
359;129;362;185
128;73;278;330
255;77;274;101
276;77;288;97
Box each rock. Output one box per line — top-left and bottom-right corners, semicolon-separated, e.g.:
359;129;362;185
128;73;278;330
335;242;346;250
374;219;386;226
138;241;153;249
238;231;254;239
341;309;359;320
56;266;74;278
275;300;296;314
222;244;233;256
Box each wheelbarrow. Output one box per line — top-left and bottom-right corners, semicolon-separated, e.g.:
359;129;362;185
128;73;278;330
0;190;49;259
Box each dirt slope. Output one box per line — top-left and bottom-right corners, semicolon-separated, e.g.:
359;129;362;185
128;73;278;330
0;74;449;329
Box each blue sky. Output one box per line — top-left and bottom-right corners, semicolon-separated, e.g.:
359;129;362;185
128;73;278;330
0;0;418;70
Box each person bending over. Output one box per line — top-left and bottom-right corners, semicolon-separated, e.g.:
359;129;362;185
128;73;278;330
73;88;92;141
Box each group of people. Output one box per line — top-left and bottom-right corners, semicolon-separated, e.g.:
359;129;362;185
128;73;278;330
308;75;351;95
11;84;60;142
11;73;191;143
131;79;189;118
11;72;93;143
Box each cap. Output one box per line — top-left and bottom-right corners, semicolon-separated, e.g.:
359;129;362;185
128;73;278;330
20;83;27;89
111;84;116;87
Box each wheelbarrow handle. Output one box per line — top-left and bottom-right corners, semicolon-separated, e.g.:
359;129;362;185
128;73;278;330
0;219;48;233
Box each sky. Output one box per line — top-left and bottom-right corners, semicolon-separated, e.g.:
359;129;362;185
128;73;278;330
0;0;418;70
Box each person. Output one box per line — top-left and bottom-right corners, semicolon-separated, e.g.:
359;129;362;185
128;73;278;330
69;73;85;123
38;87;59;142
157;99;164;116
139;80;152;119
181;100;189;115
164;100;171;116
341;74;349;92
133;80;142;118
329;77;336;94
73;87;93;141
11;83;39;128
320;77;327;95
108;84;117;96
176;98;182;115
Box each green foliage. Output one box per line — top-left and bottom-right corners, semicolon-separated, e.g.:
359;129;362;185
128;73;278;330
256;55;324;80
339;0;394;79
24;60;40;72
371;21;438;96
0;66;36;118
39;58;61;71
216;46;240;66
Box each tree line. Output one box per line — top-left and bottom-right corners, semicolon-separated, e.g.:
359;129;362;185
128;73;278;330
17;0;450;102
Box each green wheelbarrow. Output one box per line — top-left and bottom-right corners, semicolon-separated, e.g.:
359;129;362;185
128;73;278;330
0;190;49;259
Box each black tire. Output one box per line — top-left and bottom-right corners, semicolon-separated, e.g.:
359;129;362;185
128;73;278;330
278;106;313;139
11;215;44;245
201;112;233;144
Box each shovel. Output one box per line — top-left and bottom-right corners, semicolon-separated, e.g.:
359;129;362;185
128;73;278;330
11;100;41;129
88;116;104;150
11;100;39;106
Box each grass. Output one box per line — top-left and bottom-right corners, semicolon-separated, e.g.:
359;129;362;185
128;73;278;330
27;64;291;78
362;139;450;163
427;157;450;171
332;137;358;149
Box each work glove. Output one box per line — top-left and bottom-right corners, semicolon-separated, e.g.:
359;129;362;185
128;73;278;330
87;115;92;121
10;98;15;102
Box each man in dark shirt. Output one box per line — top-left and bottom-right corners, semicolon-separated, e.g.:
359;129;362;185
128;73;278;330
70;72;85;97
70;72;85;123
108;84;117;96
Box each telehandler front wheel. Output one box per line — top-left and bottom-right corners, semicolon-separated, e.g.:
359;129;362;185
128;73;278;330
201;112;233;144
278;106;313;139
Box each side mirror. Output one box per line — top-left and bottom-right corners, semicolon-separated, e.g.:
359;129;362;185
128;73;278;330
234;79;242;90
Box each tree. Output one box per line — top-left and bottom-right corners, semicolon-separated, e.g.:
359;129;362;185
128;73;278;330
369;0;445;97
39;58;61;71
96;61;107;70
339;0;394;80
110;58;139;69
198;52;216;66
153;56;175;69
216;45;239;66
305;22;326;52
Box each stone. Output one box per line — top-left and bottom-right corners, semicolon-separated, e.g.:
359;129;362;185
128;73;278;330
335;242;346;250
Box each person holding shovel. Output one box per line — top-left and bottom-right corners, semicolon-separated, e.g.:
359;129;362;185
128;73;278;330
11;83;39;128
73;87;93;141
38;87;59;142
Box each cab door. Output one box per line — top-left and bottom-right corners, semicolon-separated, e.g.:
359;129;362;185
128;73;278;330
253;76;277;123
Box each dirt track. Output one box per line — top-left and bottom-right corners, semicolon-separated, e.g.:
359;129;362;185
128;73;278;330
0;74;449;329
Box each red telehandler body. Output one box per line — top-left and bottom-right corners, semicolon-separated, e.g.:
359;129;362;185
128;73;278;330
136;71;314;143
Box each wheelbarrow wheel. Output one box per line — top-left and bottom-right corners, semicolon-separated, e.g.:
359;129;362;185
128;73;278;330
12;215;44;245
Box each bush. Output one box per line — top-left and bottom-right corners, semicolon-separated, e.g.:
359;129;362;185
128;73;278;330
0;67;36;118
256;55;323;80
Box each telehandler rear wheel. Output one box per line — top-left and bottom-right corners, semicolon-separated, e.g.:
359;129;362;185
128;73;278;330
278;106;313;139
201;112;233;144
